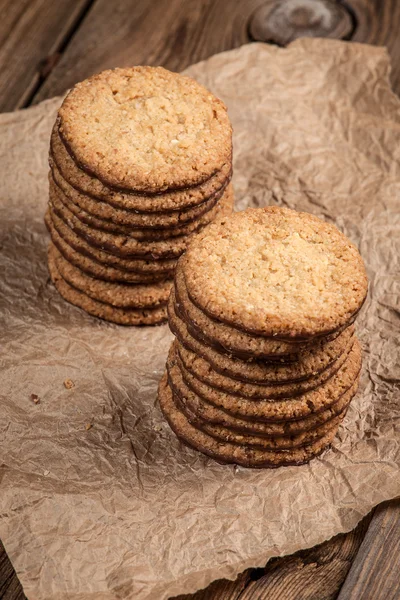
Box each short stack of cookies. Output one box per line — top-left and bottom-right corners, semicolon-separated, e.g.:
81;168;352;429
45;66;233;325
158;207;368;468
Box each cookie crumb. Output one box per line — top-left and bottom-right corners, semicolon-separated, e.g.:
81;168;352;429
154;424;162;432
30;393;40;404
85;422;92;431
43;470;50;476
64;378;75;389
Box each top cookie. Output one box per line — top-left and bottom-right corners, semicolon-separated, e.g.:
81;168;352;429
58;66;232;192
182;207;368;338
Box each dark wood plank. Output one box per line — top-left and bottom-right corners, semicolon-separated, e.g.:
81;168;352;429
0;541;26;600
173;570;253;600
350;0;400;96
249;0;354;46
0;0;93;112
337;499;400;600
174;513;372;600
32;0;400;102
33;0;262;103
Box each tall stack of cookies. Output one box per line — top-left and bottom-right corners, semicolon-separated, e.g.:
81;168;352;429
159;207;368;468
45;66;233;325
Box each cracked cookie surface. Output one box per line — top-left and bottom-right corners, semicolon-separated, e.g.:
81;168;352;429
58;66;232;192
182;207;368;339
51;125;232;212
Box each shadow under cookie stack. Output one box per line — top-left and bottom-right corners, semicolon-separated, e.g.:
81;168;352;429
159;207;368;468
46;66;233;325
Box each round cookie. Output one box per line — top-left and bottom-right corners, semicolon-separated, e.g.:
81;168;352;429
174;339;362;421
158;374;339;468
49;181;234;259
51;244;172;309
58;66;232;192
51;125;232;213
50;165;234;239
176;392;344;450
47;208;177;274
168;291;355;383
46;218;171;284
177;336;353;399
174;267;339;360
182;207;368;339
167;357;358;437
50;163;223;229
48;247;168;325
50;187;188;260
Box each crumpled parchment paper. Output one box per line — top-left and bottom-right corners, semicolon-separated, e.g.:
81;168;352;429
0;39;399;600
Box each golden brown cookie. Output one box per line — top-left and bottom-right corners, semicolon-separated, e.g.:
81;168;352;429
168;356;358;438
46;208;177;274
51;244;172;309
182;207;368;339
48;246;168;325
176;336;353;399
173;339;361;421
158;373;339;468
50;125;232;213
168;290;355;383
50;164;224;229
47;219;171;284
50;164;234;239
174;267;339;360
176;392;345;450
49;181;234;259
58;66;232;192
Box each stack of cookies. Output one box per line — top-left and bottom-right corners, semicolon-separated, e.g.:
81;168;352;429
158;207;368;468
45;66;233;325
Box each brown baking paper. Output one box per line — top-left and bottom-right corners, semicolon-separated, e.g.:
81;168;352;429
1;39;399;600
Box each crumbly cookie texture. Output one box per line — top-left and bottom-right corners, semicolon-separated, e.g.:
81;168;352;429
174;266;339;359
47;221;171;284
50;164;223;229
177;336;353;399
50;165;233;239
48;247;168;325
49;181;234;259
158;374;339;468
182;207;368;339
51;125;232;213
167;356;358;438
177;393;344;450
168;290;354;383
58;66;232;192
46;209;177;274
173;339;361;421
51;245;172;309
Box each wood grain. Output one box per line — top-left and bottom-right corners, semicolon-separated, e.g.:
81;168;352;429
0;541;26;600
28;0;400;102
174;513;372;600
249;0;354;46
174;570;253;600
337;500;400;600
33;0;262;103
349;0;400;94
0;0;93;113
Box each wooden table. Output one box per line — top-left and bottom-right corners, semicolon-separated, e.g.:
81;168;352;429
0;1;399;598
